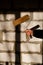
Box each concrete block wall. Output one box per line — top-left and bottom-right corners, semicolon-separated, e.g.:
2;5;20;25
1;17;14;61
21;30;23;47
0;12;43;65
20;12;42;65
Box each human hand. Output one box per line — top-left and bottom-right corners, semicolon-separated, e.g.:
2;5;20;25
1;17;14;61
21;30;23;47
25;29;33;41
25;29;33;37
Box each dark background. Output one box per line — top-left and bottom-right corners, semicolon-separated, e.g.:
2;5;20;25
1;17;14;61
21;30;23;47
0;0;43;13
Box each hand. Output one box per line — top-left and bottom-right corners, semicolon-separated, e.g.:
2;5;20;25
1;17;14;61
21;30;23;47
25;29;33;38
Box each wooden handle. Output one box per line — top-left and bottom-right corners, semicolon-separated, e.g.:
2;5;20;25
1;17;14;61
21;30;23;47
13;15;30;26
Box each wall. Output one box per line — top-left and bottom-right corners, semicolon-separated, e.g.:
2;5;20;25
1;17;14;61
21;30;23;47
0;12;43;65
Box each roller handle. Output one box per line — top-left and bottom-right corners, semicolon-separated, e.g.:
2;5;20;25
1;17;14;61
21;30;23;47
30;25;40;30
